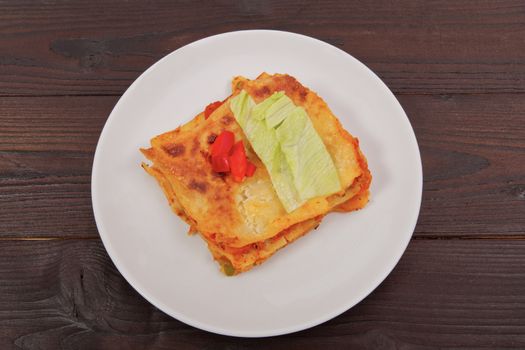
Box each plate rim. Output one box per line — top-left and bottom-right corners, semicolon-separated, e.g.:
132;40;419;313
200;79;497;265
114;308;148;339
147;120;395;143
91;29;423;337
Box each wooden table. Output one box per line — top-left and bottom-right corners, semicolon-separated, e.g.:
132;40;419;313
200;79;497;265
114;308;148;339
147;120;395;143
2;1;524;348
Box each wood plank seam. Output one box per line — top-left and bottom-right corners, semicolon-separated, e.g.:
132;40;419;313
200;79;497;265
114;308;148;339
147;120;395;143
4;92;525;98
0;235;525;241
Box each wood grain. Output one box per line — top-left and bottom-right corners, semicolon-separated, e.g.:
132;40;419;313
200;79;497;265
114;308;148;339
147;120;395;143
1;1;524;347
1;94;523;238
1;0;525;96
401;94;525;237
0;96;116;238
1;239;524;349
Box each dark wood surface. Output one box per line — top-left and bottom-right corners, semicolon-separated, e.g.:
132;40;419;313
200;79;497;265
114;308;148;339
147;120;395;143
2;239;525;349
2;0;525;96
1;1;524;348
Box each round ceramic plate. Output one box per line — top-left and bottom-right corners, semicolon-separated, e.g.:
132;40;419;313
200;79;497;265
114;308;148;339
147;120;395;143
92;30;422;337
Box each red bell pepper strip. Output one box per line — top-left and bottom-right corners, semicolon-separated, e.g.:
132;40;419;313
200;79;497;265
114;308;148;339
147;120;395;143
229;141;247;182
211;131;234;157
245;161;256;177
211;154;230;173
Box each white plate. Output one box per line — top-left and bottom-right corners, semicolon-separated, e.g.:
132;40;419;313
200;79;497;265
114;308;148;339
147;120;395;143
92;30;422;337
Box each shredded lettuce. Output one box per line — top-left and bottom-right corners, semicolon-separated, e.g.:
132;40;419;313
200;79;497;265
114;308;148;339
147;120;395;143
230;90;341;212
275;107;341;200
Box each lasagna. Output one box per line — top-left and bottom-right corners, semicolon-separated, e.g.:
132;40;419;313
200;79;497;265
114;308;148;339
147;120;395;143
141;73;371;275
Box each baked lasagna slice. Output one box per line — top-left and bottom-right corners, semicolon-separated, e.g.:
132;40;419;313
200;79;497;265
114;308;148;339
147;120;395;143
141;73;371;275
